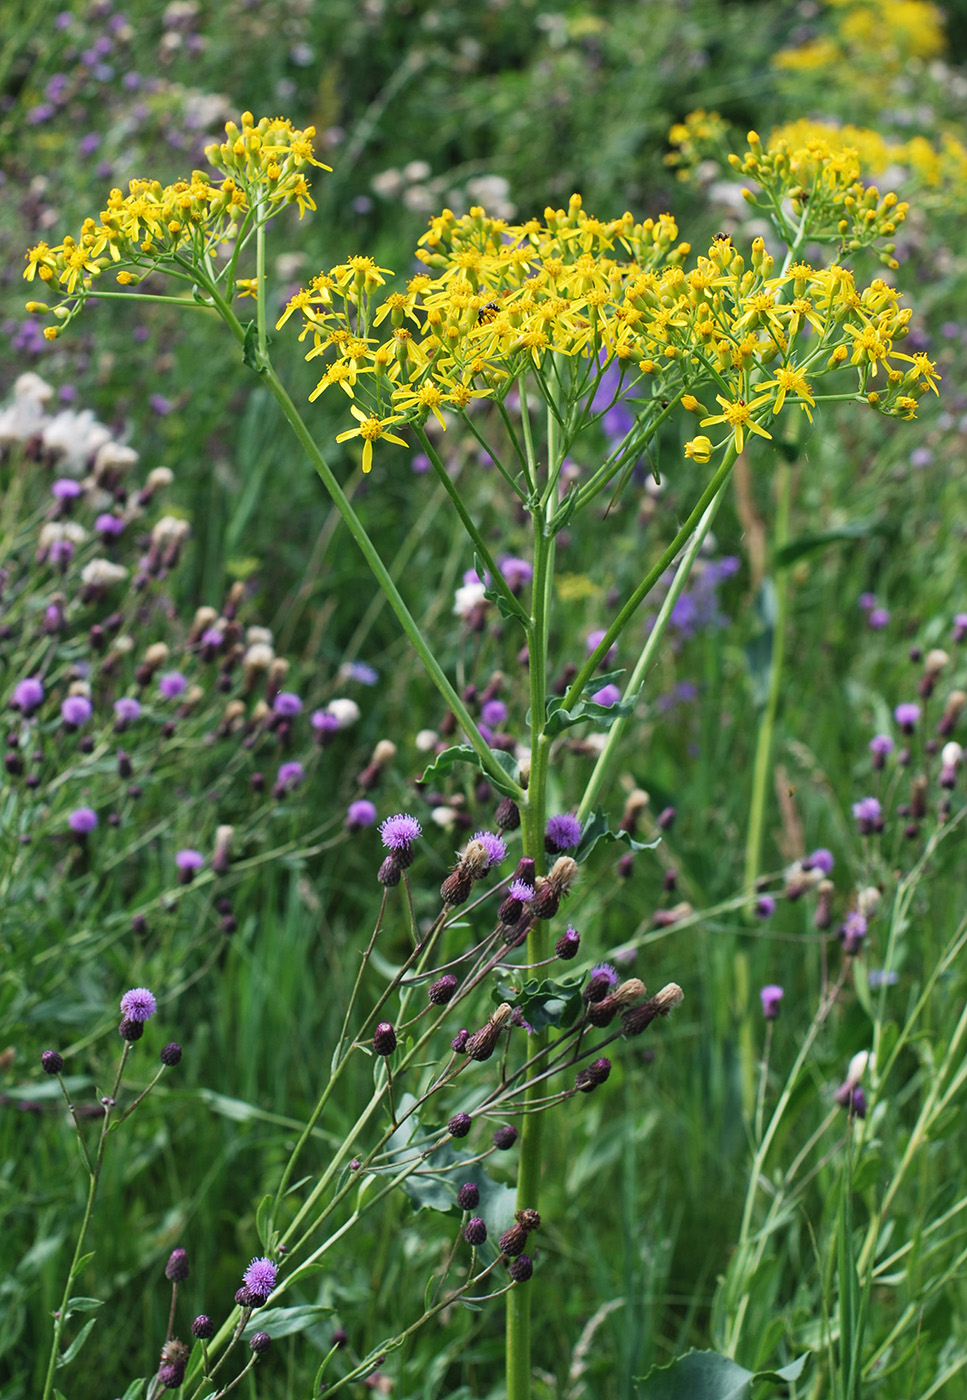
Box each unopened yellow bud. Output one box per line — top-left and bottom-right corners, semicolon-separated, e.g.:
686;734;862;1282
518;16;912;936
685;436;713;463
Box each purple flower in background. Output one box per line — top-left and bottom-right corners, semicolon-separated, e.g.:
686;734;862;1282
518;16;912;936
545;813;581;852
273;692;302;717
858;593;877;612
481;698;508;726
953;614;967;643
311;710;341;743
52;478;82;501
869;734;894;769
499;556;533;593
585;628;616;663
158;672;186;699
114;696;142;725
78;133;101;157
591;683;621;707
852;797;882;835
96;512;125;538
61;695;93;727
342;661;379;685
68;807;98;834
242;1257;278;1301
120;987;157;1022
380;813;422;850
471;830;507;867
755;894;776;919
894;702;920;733
411;452;430;473
759;984;784;1019
840;912;868;955
868;607;891;630
508;879;534;902
175;849;204;883
275;761;305;791
149;394;172;415
346;799;377;829
803;848;834;876
13;677;44;714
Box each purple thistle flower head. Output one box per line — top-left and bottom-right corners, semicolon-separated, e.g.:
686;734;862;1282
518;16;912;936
869;734;894;758
52;477;83;500
755;894;776;919
499;556;533;592
893;702;920;732
346;799;378;830
68;806;98;834
508;879;534;902
273;691;302;717
176;849;204;873
759;984;784;1019
803;848;834;876
852;797;882;833
120;986;157;1022
591;683;621;707
311;710;341;741
471;830;507;867
868;607;890;630
242;1256;277;1301
61;695;93;727
13;677;44;713
276;761;305;790
380;813;422;851
200;627;224;650
591;962;619;989
840;911;868;955
342;661;379;685
545;813;581;853
858;593;877;612
481;698;508;727
158;672;187;699
114;696;142;723
96;512;125;538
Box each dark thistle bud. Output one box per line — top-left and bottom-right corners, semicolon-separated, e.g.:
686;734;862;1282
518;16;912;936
587;978;647;1027
621;983;684;1036
165;1248;190;1282
4;750;23;776
191;1315;215;1340
250;1332;272;1355
450;1028;469;1053
657;806;676;830
464;1216;487;1245
493;1125;518;1150
495;796;521;830
617;853;634;879
530;878;559;920
372;1022;397;1056
575;1057;612;1093
440;869;473;906
378;855;402;887
814;879;834;930
662;867;678;892
583;968;616;1005
428;974;458;1005
158;1361;186;1390
555;927;580;960
131;913;148;936
464;1003;513;1061
498;1224;528;1257
119;1017;144;1041
161;1042;183;1066
448;1112;472;1138
235;1286;256;1307
456;1182;480;1210
517;1208;541;1232
512;857;536;886
117;749;132;779
509;1254;533;1282
41;1049;64;1074
834;1082;867;1119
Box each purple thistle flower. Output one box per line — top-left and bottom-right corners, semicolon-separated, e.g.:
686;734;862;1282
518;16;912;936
545;813;582;853
13;677;44;714
52;477;83;500
95;512;125;538
481;698;508;727
803;848;834;875
114;696;142;724
894;702;920;733
275;761;305;791
868;607;891;630
499;556;533;593
840;911;868;955
120;987;157;1022
852;797;882;834
591;683;621;707
273;692;302;717
342;661;379;685
61;695;93;727
346;799;378;830
175;849;204;883
380;813;422;851
755;894;776;919
68;807;98;834
471;830;507;867
242;1256;277;1301
759;984;784;1019
869;734;894;766
508;879;534;902
952;613;967;643
158;672;187;699
858;593;877;612
311;710;341;743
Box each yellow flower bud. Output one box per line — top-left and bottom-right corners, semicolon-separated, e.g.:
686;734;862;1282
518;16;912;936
685;436;713;463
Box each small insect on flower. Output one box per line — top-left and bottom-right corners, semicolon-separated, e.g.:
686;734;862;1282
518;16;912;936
477;301;500;324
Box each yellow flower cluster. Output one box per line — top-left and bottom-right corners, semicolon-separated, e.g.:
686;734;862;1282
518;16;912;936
23;113;329;334
774;0;946;72
281;195;938;470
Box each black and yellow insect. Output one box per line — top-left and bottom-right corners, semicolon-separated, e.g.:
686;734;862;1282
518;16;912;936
477;300;501;324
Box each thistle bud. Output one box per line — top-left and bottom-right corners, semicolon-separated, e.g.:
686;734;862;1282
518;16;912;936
372;1022;397;1056
464;1003;512;1061
619;788;649;833
440;869;473;905
428;974;458;1005
464;1217;487;1245
509;1254;533;1282
165;1248;190;1282
378;856;402;887
621;982;683;1036
212;824;234;875
495;797;521;830
448;1112;472;1138
574;1057;611;1092
456;1182;480;1209
555;927;580;959
493;1125;518;1150
938;690;966;737
586;978;646;1027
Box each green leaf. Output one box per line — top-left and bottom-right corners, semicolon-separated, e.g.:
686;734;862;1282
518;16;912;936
63;1297;104;1319
256;1194;275;1252
542;691;640;737
637;1349;807;1398
69;1252;95;1280
851;1152;880;1194
473;554;527;624
118;1378;147;1400
242;1304;333;1339
574;807;660;863
241;320;268;372
852;957;872;1019
775;520;887;568
495;975;584;1031
58;1317;97;1366
417;744;520;798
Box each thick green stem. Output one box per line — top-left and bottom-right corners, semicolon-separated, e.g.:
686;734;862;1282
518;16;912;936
743;453;792;891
